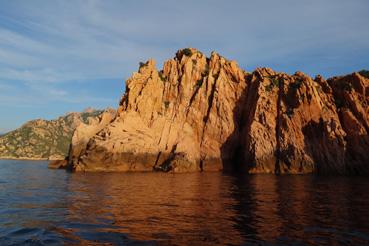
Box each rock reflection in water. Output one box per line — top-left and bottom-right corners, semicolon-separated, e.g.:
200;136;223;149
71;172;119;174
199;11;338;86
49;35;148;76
64;172;244;244
1;160;369;245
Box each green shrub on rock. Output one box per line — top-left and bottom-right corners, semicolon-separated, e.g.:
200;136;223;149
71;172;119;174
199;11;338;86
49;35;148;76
183;48;193;56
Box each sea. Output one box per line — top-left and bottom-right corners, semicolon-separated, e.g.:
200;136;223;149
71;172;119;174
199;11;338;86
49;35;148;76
0;159;369;245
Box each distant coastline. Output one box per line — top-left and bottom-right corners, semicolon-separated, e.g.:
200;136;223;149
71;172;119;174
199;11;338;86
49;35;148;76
0;109;104;162
0;157;51;161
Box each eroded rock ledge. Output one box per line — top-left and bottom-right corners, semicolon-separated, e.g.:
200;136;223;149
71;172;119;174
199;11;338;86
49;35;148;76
66;48;369;174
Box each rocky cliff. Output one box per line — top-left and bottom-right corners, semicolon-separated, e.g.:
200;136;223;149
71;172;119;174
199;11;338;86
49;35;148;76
68;48;369;174
0;109;106;160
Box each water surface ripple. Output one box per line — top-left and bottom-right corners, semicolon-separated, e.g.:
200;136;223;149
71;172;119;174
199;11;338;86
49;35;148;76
0;160;369;245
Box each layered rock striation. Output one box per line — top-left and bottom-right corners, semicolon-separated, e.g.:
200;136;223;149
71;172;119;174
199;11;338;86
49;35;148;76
68;48;369;174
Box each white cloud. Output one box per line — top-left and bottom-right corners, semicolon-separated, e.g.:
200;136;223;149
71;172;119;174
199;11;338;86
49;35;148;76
48;89;68;97
0;0;368;130
0;0;367;86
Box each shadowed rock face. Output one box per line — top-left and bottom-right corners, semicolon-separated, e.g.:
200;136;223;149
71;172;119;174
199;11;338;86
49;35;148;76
67;108;116;169
69;48;369;174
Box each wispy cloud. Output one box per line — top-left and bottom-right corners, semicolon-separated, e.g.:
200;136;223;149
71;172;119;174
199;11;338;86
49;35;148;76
1;0;369;81
0;0;368;130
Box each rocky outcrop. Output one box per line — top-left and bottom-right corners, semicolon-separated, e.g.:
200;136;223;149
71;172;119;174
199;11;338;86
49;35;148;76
68;108;116;169
68;48;369;174
47;109;115;169
0;109;105;160
328;73;369;173
48;159;68;169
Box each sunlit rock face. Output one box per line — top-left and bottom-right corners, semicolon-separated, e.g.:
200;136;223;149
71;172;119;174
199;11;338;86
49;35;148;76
68;48;369;174
0;109;105;161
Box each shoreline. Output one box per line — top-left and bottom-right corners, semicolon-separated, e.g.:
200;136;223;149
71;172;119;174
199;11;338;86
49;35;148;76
0;157;64;161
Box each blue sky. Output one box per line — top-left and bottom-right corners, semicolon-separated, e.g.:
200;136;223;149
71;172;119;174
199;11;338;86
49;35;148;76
0;0;368;133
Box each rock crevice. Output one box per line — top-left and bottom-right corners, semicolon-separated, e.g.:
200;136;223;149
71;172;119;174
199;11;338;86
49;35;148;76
67;48;369;174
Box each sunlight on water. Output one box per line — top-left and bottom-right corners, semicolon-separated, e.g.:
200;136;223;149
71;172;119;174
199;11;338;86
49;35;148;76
0;160;369;245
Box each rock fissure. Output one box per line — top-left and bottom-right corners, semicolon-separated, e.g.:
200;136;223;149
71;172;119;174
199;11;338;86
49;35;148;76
202;79;218;136
275;77;284;174
64;49;369;174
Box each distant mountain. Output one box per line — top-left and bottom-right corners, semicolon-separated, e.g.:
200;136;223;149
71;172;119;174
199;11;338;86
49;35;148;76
0;109;104;160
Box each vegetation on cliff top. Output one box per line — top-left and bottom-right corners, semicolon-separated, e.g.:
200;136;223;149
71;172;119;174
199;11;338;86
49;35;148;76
359;70;369;79
0;110;103;159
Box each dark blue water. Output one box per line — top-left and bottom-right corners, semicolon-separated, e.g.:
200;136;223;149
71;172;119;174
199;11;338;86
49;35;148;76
0;160;369;245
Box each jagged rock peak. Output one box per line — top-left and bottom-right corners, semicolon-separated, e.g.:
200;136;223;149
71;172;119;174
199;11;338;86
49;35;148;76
66;48;369;174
